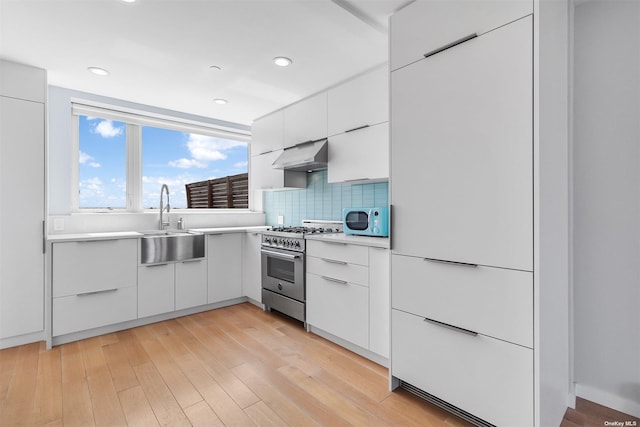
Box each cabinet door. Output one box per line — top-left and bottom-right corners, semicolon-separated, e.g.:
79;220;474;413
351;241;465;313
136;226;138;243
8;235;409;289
369;247;389;358
251;111;283;155
307;273;368;349
390;0;532;70
0;96;45;339
53;239;138;297
0;59;46;102
392;309;533;426
175;259;208;310
138;263;175;318
208;233;242;303
391;17;533;271
328;66;388;137
283;92;327;147
327;122;389;183
242;232;262;303
251;150;305;190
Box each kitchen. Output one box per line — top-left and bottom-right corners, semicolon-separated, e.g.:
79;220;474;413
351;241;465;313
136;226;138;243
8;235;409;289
1;0;639;426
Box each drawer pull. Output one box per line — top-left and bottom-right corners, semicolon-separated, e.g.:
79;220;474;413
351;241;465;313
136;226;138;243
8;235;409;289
322;241;346;246
145;263;169;268
77;288;118;297
424;257;478;268
423;33;478;59
345;124;370;133
321;276;348;285
423;317;478;337
321;258;347;265
181;259;202;264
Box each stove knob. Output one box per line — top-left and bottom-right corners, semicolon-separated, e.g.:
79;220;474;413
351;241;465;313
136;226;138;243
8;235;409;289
295;241;301;248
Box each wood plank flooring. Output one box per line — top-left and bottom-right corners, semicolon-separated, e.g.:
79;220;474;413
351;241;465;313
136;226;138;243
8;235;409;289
0;302;636;426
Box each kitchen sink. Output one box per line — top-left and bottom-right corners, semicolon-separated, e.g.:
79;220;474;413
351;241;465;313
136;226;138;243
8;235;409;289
140;230;205;264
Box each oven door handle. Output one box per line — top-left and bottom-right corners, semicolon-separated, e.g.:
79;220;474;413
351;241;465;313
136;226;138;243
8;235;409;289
261;249;301;260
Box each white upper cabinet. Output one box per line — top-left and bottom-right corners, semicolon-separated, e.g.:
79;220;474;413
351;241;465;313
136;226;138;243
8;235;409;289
0;59;46;102
328;122;389;183
391;17;533;271
328;66;388;136
283;92;327;147
390;0;532;71
251;110;283;155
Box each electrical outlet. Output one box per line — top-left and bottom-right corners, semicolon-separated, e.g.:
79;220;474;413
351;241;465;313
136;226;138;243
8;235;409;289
53;218;65;231
277;215;284;225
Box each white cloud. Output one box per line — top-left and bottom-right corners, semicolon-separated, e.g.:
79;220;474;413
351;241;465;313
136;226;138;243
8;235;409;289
168;134;247;168
168;158;208;169
79;177;104;198
233;160;248;169
79;151;101;168
92;120;123;138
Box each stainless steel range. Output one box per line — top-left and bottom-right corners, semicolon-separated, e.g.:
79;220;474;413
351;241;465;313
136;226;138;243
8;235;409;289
261;221;342;326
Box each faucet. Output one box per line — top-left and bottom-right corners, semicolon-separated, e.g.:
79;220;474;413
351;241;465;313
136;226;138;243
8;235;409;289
159;184;170;230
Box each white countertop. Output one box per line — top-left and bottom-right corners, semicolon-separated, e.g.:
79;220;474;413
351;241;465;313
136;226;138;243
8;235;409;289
48;226;269;242
304;233;390;249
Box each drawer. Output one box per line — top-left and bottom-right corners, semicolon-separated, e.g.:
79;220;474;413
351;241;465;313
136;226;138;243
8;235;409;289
306;256;368;286
390;0;532;70
53;285;137;336
53;239;137;297
391;309;533;427
306;240;368;266
307;273;368;349
392;254;532;348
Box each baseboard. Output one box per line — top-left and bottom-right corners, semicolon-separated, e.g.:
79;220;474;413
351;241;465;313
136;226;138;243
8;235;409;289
307;325;389;368
0;330;45;350
575;382;640;418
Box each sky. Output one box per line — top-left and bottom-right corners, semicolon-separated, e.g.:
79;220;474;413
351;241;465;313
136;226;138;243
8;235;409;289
78;116;248;209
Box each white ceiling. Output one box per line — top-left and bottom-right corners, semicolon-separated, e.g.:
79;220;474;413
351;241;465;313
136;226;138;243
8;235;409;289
0;0;410;126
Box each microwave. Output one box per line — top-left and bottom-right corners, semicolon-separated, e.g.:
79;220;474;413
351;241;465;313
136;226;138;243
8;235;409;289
343;207;389;237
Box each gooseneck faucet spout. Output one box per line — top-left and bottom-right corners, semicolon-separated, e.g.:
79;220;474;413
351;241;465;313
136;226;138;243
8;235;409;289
159;184;170;230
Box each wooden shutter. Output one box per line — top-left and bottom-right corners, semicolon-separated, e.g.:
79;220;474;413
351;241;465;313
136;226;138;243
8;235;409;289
185;173;248;208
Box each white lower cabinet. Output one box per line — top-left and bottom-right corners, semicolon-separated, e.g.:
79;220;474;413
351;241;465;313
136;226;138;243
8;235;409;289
307;273;369;349
52;239;138;336
242;232;262;303
138;263;175;318
208;233;242;303
392;309;533;427
175;259;208;310
306;239;389;360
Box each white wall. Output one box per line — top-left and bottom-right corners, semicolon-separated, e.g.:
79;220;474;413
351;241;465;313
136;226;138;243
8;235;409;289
573;0;640;417
48;86;264;232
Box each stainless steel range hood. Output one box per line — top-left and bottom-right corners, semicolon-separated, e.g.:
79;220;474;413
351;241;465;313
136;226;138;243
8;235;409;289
272;138;328;172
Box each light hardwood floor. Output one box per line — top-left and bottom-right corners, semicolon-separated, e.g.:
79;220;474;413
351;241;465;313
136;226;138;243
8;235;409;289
0;302;637;427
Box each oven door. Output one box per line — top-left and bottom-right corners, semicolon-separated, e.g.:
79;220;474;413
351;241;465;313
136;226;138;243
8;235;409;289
261;246;305;302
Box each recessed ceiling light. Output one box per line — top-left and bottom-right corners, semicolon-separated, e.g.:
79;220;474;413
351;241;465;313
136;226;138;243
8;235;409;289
273;57;292;67
88;67;109;76
121;0;136;3
213;98;228;105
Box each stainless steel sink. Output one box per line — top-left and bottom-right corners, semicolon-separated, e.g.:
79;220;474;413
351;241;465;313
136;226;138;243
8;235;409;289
140;230;205;264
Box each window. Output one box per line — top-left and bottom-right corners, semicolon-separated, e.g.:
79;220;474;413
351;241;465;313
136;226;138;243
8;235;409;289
141;126;248;209
72;101;251;211
78;115;127;209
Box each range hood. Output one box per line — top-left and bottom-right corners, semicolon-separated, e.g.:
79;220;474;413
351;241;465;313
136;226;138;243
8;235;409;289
272;138;328;172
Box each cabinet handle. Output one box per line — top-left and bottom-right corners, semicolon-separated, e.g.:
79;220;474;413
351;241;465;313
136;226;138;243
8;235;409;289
321;258;347;265
423;33;478;59
181;259;202;264
423;317;478;337
345;124;370;133
145;263;169;267
261;249;300;260
424;257;478;268
77;288;118;297
320;276;348;285
322;241;346;246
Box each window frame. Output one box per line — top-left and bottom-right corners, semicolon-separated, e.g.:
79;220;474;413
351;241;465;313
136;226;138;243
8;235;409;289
71;99;252;213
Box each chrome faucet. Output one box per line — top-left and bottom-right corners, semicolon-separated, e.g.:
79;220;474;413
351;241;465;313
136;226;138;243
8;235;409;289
159;184;170;230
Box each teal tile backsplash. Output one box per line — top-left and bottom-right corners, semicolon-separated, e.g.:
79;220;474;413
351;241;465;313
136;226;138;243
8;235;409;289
263;170;388;226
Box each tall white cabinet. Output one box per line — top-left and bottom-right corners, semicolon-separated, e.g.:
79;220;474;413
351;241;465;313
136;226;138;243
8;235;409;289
389;1;570;427
0;60;46;347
